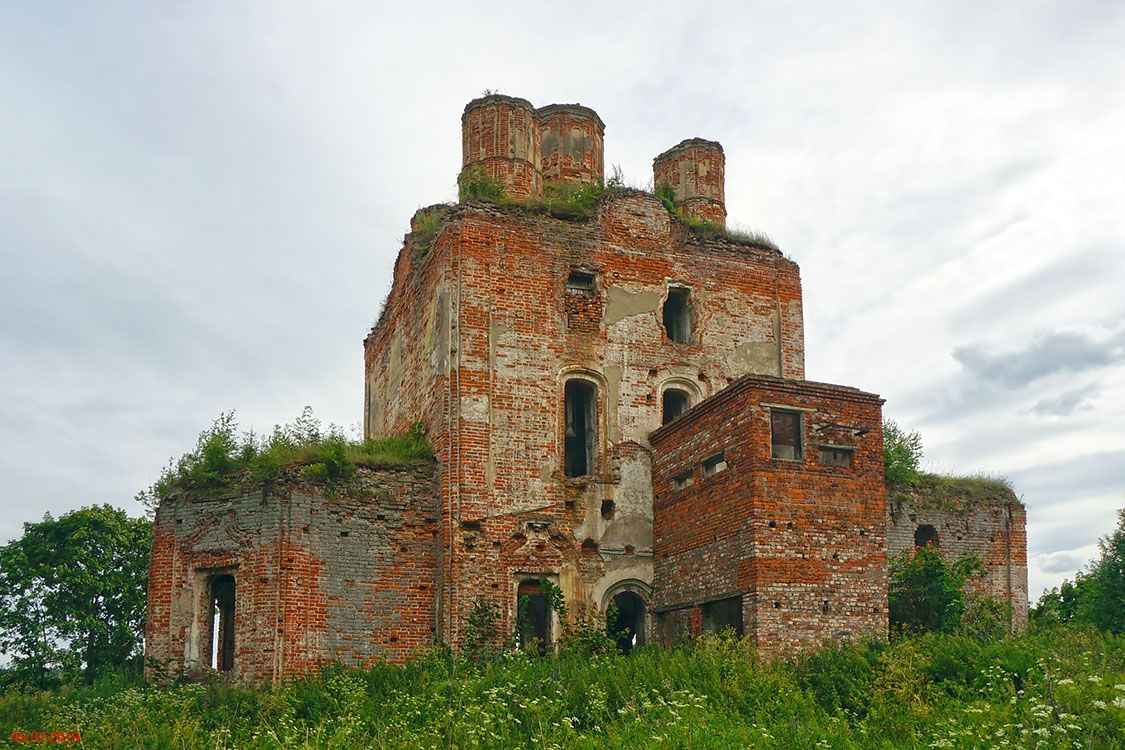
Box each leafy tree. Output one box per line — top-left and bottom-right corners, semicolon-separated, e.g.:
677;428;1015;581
888;544;981;633
0;505;151;686
1034;508;1124;633
883;419;923;486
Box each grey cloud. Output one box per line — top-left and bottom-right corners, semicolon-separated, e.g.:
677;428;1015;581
953;328;1125;388
1036;552;1085;574
1027;384;1101;417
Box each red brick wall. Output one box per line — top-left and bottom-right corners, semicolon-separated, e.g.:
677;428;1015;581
144;465;439;685
887;483;1029;629
365;188;805;649
538;104;604;185
653;139;727;226
461;95;542;201
650;375;887;653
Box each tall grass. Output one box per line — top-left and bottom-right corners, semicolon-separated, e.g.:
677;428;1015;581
3;625;1121;748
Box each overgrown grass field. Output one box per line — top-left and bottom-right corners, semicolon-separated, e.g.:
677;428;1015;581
3;625;1122;749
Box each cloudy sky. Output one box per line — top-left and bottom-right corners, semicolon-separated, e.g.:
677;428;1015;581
1;2;1122;600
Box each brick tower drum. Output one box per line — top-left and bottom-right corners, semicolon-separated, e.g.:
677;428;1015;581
461;94;542;201
653;138;726;226
537;104;605;185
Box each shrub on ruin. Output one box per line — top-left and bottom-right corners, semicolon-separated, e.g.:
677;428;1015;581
888;545;980;634
883;419;923;486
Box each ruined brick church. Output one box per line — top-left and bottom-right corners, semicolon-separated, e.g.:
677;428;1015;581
145;95;1028;684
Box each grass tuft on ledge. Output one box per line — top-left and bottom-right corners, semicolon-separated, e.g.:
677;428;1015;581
137;409;433;510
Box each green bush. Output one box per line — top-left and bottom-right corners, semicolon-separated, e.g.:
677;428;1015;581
137;409;433;512
888;545;981;633
883;419;923;486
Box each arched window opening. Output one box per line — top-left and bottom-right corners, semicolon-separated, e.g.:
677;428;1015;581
663;287;692;343
564;379;597;477
516;580;552;655
914;524;940;549
662;388;690;424
609;591;647;655
210;575;236;671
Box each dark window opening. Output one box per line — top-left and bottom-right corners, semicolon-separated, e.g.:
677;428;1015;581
662;388;690;424
819;446;853;467
771;410;802;460
702;452;728;478
517;580;552;655
564;380;597;477
915;524;940;549
702;596;744;637
663;287;692;343
566;270;596;294
608;591;647;655
210;574;235;671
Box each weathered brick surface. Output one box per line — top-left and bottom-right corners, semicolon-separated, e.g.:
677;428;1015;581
650;375;887;653
144;465;439;684
887;484;1029;629
147;94;1030;682
538;104;604;185
461;95;542;201
364;184;804;647
653;139;727;226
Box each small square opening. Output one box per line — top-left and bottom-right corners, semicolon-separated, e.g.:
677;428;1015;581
566;270;596;295
702;452;728;477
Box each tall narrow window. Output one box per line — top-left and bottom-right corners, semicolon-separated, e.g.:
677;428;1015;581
663;287;692;343
608;591;647;655
662;388;689;424
564;380;597;477
517;580;551;655
770;410;802;460
210;574;235;671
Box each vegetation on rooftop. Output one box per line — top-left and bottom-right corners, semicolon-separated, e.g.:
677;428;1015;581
136;408;432;511
455;165;779;248
882;419;1015;503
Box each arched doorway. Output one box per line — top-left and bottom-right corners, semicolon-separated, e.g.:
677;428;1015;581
608;590;647;655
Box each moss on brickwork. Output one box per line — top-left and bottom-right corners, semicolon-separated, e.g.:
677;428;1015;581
889;472;1019;513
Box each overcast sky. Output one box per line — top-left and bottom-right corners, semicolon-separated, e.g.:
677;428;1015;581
1;2;1122;601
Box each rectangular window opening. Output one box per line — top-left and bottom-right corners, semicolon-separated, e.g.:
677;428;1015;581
662;388;690;424
209;574;236;671
818;446;854;467
564;380;597;477
672;469;693;491
517;580;552;655
770;410;802;461
702;452;728;478
566;270;596;295
702;596;744;637
663;287;692;343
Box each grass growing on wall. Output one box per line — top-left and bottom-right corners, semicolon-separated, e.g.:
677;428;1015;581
136;410;433;510
2;625;1122;749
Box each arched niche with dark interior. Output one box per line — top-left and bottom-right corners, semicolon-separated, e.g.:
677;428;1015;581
609;591;647;655
914;524;940;549
662;388;690;424
517;580;552;655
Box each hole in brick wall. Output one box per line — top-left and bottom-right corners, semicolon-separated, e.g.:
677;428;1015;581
663;287;692;343
566;270;596;294
581;538;599;553
389;636;398;643
176;518;183;525
491;583;499;589
662;389;690;424
787;522;794;530
461;519;482;531
859;530;867;537
625;545;635;555
832;553;840;560
774;602;781;609
648;368;658;377
697;371;707;381
376;513;386;521
915;525;940;549
564;379;598;477
822;600;830;614
769;520;777;528
601;500;615;520
339;530;349;537
492;540;501;547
